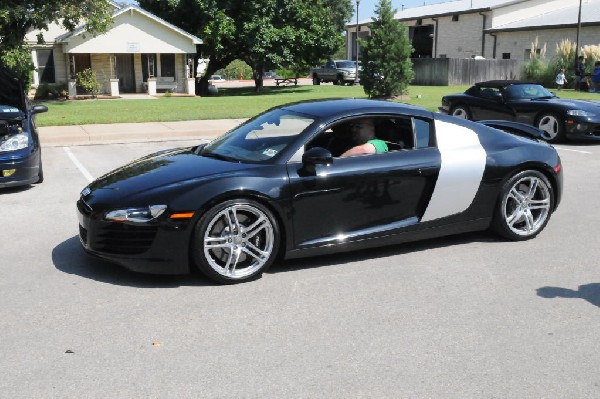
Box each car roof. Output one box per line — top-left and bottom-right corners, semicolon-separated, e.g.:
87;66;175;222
474;80;537;88
279;98;431;119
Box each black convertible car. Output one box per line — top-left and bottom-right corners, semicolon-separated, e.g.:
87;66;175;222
77;99;563;284
440;80;600;143
0;65;48;188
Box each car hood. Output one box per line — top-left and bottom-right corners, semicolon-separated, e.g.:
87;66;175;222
537;98;600;112
0;65;26;112
86;147;265;201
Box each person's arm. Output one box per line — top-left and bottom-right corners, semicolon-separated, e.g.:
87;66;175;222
340;143;377;157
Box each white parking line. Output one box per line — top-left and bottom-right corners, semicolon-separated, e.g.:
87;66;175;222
554;147;593;154
63;147;94;182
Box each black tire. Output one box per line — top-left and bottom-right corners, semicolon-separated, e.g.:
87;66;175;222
491;170;554;241
191;199;280;284
536;113;565;143
335;75;344;85
312;76;320;85
35;156;44;184
449;104;471;120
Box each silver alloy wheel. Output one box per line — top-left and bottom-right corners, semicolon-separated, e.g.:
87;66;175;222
203;204;274;279
451;107;469;119
537;114;560;140
501;175;551;237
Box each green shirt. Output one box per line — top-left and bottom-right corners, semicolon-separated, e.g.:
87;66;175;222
368;139;388;153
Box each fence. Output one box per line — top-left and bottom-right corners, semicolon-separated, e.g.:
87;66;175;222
411;58;522;86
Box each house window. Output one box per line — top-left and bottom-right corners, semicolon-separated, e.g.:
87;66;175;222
160;54;175;78
502;53;511;59
37;49;55;84
452;15;459;22
416;19;423;26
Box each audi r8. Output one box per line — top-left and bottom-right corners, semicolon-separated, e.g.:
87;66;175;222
77;99;563;284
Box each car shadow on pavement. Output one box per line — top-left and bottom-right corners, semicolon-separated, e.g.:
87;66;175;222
270;231;499;275
537;284;600;308
52;236;215;287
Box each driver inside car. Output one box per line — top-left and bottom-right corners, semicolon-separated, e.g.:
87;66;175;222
341;118;388;157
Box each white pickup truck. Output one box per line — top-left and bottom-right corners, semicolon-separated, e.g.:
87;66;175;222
310;60;359;85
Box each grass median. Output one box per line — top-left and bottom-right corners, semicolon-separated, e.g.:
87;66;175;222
36;84;600;127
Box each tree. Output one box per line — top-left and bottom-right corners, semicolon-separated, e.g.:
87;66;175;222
0;0;114;87
359;0;414;98
138;0;346;94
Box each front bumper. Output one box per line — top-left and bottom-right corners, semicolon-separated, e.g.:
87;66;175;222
0;148;40;188
77;199;193;274
565;117;600;141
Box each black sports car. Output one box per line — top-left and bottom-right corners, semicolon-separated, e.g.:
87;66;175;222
0;65;48;188
439;80;600;143
77;99;563;284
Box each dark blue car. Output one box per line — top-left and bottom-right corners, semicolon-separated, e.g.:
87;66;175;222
0;65;48;188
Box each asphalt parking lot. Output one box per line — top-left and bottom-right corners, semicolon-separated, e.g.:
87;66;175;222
1;137;599;397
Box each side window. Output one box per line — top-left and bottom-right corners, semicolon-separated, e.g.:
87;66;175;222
375;117;414;151
413;118;433;149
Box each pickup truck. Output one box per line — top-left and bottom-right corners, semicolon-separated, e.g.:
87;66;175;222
310;60;359;85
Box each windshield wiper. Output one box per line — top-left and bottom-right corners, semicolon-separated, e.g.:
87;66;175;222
531;96;554;100
200;151;240;163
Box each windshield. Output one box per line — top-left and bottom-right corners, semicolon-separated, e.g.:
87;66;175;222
335;61;356;69
201;109;315;163
504;84;554;100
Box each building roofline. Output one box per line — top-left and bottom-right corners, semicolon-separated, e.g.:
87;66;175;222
58;5;203;44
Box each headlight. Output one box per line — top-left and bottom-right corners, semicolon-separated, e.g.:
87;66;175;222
0;133;29;152
105;205;167;223
567;110;595;117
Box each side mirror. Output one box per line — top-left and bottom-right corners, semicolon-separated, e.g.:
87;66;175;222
31;105;48;114
301;147;333;175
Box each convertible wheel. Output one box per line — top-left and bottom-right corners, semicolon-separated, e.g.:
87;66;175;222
450;105;471;120
536;113;565;143
192;199;279;284
491;170;554;241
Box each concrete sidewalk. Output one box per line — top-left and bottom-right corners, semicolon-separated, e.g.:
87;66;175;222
38;119;247;146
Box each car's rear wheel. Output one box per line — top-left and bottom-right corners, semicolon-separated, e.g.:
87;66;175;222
450;105;471;120
192;199;279;284
491;170;554;241
536;113;565;143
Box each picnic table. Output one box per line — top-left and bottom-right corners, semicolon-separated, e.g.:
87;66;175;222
275;77;298;86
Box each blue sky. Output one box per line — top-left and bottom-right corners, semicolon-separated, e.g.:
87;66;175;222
122;0;450;23
354;0;447;21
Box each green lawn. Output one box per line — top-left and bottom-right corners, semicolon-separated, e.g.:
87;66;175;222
35;84;600;127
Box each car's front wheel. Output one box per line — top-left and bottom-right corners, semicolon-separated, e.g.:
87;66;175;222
312;76;320;85
450;105;471;120
491;170;554;241
192;199;279;284
536;113;565;143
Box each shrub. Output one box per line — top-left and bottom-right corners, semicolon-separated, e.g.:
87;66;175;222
76;68;101;98
34;83;68;100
